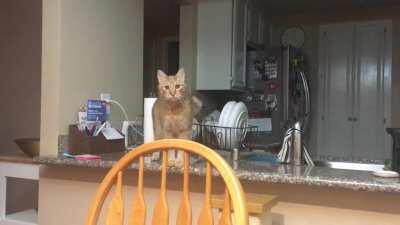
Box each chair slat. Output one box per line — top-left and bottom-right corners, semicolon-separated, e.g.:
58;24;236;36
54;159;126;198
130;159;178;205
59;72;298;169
197;162;213;225
152;151;169;225
129;156;146;225
106;172;124;225
218;189;232;225
177;152;192;225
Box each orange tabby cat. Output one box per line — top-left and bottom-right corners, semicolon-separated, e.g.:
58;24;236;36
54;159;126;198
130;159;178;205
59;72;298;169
152;68;201;165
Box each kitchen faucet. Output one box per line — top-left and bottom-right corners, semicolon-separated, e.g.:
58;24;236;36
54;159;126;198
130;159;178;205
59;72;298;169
278;69;314;166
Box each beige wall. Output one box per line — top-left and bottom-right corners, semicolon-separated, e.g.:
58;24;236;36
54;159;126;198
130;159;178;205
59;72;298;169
0;0;42;154
40;0;144;156
39;166;400;225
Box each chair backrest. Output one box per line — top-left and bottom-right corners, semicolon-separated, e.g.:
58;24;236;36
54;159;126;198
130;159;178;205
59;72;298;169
85;139;248;225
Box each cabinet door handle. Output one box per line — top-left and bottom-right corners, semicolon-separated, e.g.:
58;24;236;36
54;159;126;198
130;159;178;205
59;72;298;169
348;117;353;121
353;117;358;122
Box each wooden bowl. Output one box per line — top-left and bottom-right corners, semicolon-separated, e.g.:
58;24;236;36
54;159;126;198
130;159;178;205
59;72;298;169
14;138;40;157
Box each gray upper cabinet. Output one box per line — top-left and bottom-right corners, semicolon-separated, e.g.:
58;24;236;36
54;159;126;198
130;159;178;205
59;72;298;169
246;0;264;45
231;0;247;89
196;0;247;90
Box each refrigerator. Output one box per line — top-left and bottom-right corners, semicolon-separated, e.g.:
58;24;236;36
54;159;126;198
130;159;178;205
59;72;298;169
245;46;310;145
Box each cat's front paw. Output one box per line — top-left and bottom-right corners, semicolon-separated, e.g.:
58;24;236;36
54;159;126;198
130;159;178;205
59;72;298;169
167;150;184;168
152;152;160;161
173;158;184;168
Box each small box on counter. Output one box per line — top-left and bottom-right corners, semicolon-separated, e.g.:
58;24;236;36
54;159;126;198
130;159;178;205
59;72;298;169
68;125;124;155
87;99;107;122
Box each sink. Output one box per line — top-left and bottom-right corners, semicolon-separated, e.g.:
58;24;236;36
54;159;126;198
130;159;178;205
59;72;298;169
239;152;279;165
238;152;385;171
313;161;384;171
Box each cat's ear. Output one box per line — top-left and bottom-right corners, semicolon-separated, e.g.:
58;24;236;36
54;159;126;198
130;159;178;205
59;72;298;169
176;68;185;83
157;70;168;84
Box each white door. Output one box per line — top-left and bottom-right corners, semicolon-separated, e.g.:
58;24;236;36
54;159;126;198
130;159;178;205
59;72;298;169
318;24;355;158
318;21;392;160
352;21;392;160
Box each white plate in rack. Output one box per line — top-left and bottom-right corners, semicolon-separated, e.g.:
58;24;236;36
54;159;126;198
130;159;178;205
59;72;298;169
232;111;249;149
216;101;236;149
225;102;248;149
226;102;247;127
219;101;236;127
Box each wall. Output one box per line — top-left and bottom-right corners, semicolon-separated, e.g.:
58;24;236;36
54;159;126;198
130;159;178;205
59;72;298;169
39;166;400;225
0;0;42;154
40;0;144;156
143;0;180;97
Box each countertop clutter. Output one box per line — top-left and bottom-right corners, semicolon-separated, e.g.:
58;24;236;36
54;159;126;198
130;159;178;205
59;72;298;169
33;151;400;194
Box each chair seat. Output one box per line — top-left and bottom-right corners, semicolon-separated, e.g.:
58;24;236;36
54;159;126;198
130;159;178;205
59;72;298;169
211;193;278;215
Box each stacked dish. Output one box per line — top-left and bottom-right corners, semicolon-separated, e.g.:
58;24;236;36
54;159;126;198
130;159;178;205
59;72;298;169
217;101;249;149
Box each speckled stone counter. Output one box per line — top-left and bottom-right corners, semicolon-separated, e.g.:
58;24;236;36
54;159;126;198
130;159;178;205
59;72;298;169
0;153;36;164
34;151;400;194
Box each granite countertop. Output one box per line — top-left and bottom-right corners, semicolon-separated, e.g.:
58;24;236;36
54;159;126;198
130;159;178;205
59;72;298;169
0;153;37;164
33;151;400;194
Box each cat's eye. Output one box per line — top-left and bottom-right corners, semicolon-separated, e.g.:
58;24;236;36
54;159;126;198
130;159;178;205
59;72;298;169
164;86;169;90
175;85;181;89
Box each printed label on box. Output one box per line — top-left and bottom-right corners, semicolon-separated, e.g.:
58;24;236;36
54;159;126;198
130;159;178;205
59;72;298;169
87;99;107;122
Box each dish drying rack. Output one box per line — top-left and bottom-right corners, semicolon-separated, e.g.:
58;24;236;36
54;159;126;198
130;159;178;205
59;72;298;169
192;123;259;151
125;121;259;151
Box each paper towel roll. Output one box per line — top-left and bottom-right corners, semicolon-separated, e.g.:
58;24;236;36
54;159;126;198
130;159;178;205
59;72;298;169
144;97;157;143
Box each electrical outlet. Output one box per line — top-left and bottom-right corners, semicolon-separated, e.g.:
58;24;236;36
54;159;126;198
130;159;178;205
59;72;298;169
100;93;111;101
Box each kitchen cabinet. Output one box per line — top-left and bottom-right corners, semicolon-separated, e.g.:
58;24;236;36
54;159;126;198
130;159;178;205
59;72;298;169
257;12;265;45
231;0;247;88
246;0;265;45
196;0;246;90
318;21;392;160
246;1;258;44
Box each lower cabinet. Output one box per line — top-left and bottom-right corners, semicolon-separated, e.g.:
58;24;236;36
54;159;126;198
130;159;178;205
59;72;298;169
0;162;39;225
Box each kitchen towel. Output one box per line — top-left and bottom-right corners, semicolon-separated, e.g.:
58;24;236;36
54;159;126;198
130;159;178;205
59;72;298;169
144;98;157;162
144;97;157;143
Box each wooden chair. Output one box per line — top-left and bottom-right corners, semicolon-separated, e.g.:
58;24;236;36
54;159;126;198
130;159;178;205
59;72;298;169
85;139;248;225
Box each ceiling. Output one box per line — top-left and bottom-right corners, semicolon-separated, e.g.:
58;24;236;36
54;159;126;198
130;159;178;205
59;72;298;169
143;0;400;34
259;0;400;14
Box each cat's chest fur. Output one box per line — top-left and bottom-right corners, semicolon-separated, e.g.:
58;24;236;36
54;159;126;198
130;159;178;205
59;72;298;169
153;98;192;138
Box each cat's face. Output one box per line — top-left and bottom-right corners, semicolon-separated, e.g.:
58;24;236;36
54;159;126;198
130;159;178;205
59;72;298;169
157;69;187;102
